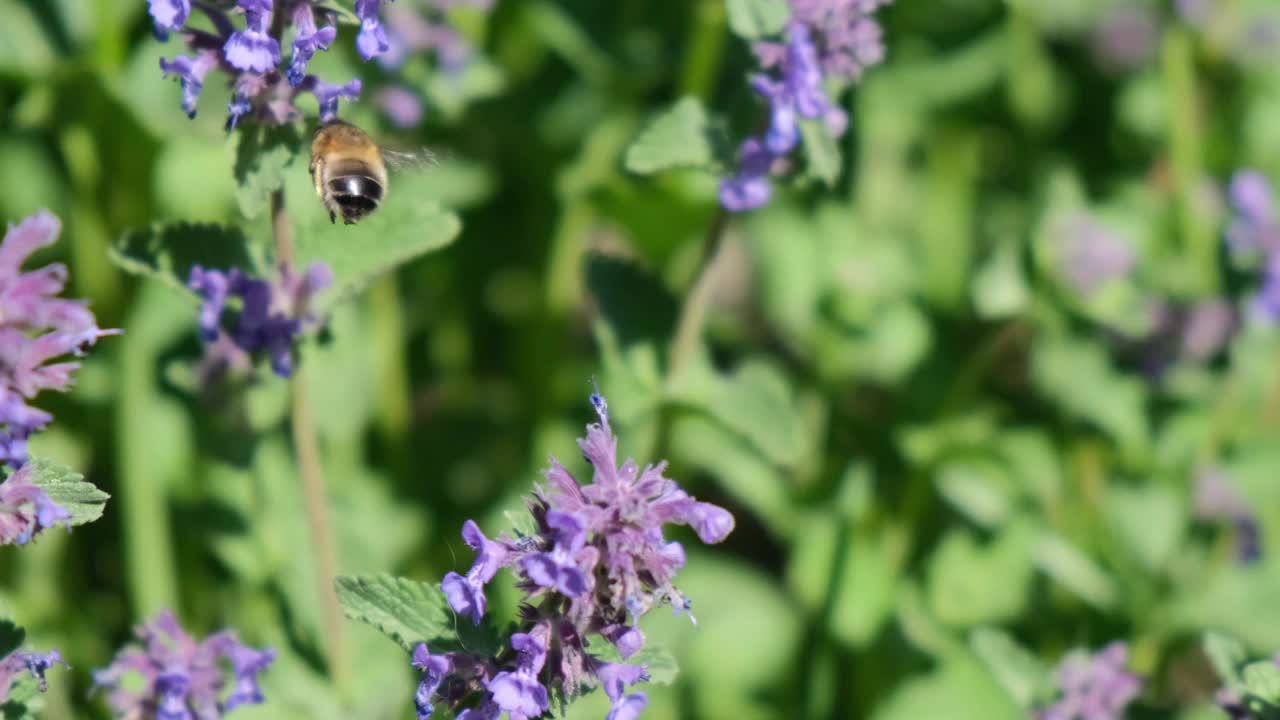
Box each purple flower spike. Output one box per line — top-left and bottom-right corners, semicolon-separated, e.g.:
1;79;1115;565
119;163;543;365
309;78;363;123
602;624;644;660
411;644;452;719
148;0;192;39
160;51;220;118
0;210;115;467
224;0;281;74
1036;642;1143;720
0;463;71;545
0;647;68;701
356;0;391;60
719;138;776;212
487;630;550;719
287;3;337;86
442;571;487;624
93;610;275;719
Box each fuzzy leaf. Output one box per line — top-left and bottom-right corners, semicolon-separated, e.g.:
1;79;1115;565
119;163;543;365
726;0;790;39
334;574;452;653
110;222;258;295
233;123;303;220
1033;533;1117;610
969;627;1053;709
25;457;109;527
624;98;727;175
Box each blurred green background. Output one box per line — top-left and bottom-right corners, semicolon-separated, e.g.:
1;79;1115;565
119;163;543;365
5;0;1280;717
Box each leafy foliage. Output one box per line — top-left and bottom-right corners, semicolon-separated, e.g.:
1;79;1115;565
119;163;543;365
24;457;109;527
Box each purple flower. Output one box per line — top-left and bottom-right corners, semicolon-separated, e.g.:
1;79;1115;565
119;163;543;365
0;463;71;545
1052;212;1136;296
719;138;778;212
187;262;331;380
287;3;337;86
380;86;425;128
224;0;281;74
0;211;115;467
0;648;68;701
1091;6;1159;72
418;390;733;720
1036;642;1143;720
306;78;363;123
356;0;391;60
1196;466;1262;564
720;1;891;211
148;0;192;39
93;610;275;719
160;51;221;118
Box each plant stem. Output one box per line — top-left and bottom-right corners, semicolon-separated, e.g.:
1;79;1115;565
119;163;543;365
271;188;349;690
668;209;729;380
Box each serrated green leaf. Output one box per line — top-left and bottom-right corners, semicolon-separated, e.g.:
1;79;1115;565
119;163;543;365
623;98;727;175
24;457;109;527
800;119;841;186
110;222;258;294
725;0;790;38
286;173;460;311
334;574;497;655
969;627;1053;709
233;124;303;220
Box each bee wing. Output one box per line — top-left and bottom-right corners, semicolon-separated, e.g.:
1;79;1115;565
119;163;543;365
381;146;440;173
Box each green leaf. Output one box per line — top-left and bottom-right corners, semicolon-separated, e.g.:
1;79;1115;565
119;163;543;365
1033;532;1117;610
232;123;303;220
623;98;727;175
110;222;258;295
800;119;841;186
286;168;461;310
1204;632;1248;688
1030;339;1149;461
0;620;25;658
24;457;109;527
725;0;790;38
969;627;1053;709
1104;485;1185;573
333;574;454;653
1244;661;1280;706
935;457;1015;529
927;522;1034;627
679;359;803;467
871;656;1022;720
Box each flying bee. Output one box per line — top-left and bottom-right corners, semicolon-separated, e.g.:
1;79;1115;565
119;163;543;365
309;120;435;225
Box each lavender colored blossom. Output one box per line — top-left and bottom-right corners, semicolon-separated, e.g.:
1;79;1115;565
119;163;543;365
380;86;426;128
0;463;70;546
93;610;275;719
356;0;391;60
188;262;332;379
1092;6;1159;72
413;390;733;719
148;0;385;126
0;648;67;701
720;0;892;212
1036;642;1143;720
1052;212;1136;296
0;211;116;467
1196;466;1262;564
1225;170;1280;257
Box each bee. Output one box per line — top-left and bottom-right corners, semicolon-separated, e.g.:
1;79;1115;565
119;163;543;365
309;120;434;225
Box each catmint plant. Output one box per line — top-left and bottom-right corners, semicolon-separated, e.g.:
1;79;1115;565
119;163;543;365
93;610;276;719
149;0;395;127
0;463;70;546
411;391;734;720
719;0;892;212
1036;642;1143;720
188;262;332;379
0;210;116;467
0;647;66;702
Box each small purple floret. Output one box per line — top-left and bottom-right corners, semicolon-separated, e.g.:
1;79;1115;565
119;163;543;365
0;463;71;545
0;647;68;701
1036;642;1142;720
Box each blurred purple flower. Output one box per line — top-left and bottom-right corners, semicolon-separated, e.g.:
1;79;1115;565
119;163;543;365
1036;642;1143;720
1225;170;1280;257
1052;212;1136;296
0;463;70;545
1177;0;1215;27
1180;299;1235;361
356;0;391;60
720;0;892;212
417;390;733;719
380;86;425;127
1092;6;1159;72
1197;466;1262;564
0;211;116;467
93;610;275;719
188;262;332;379
150;0;383;126
0;648;68;701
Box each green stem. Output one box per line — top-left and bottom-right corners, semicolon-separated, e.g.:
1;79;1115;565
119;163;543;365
272;189;350;690
667;209;728;381
678;0;727;100
1162;26;1215;295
